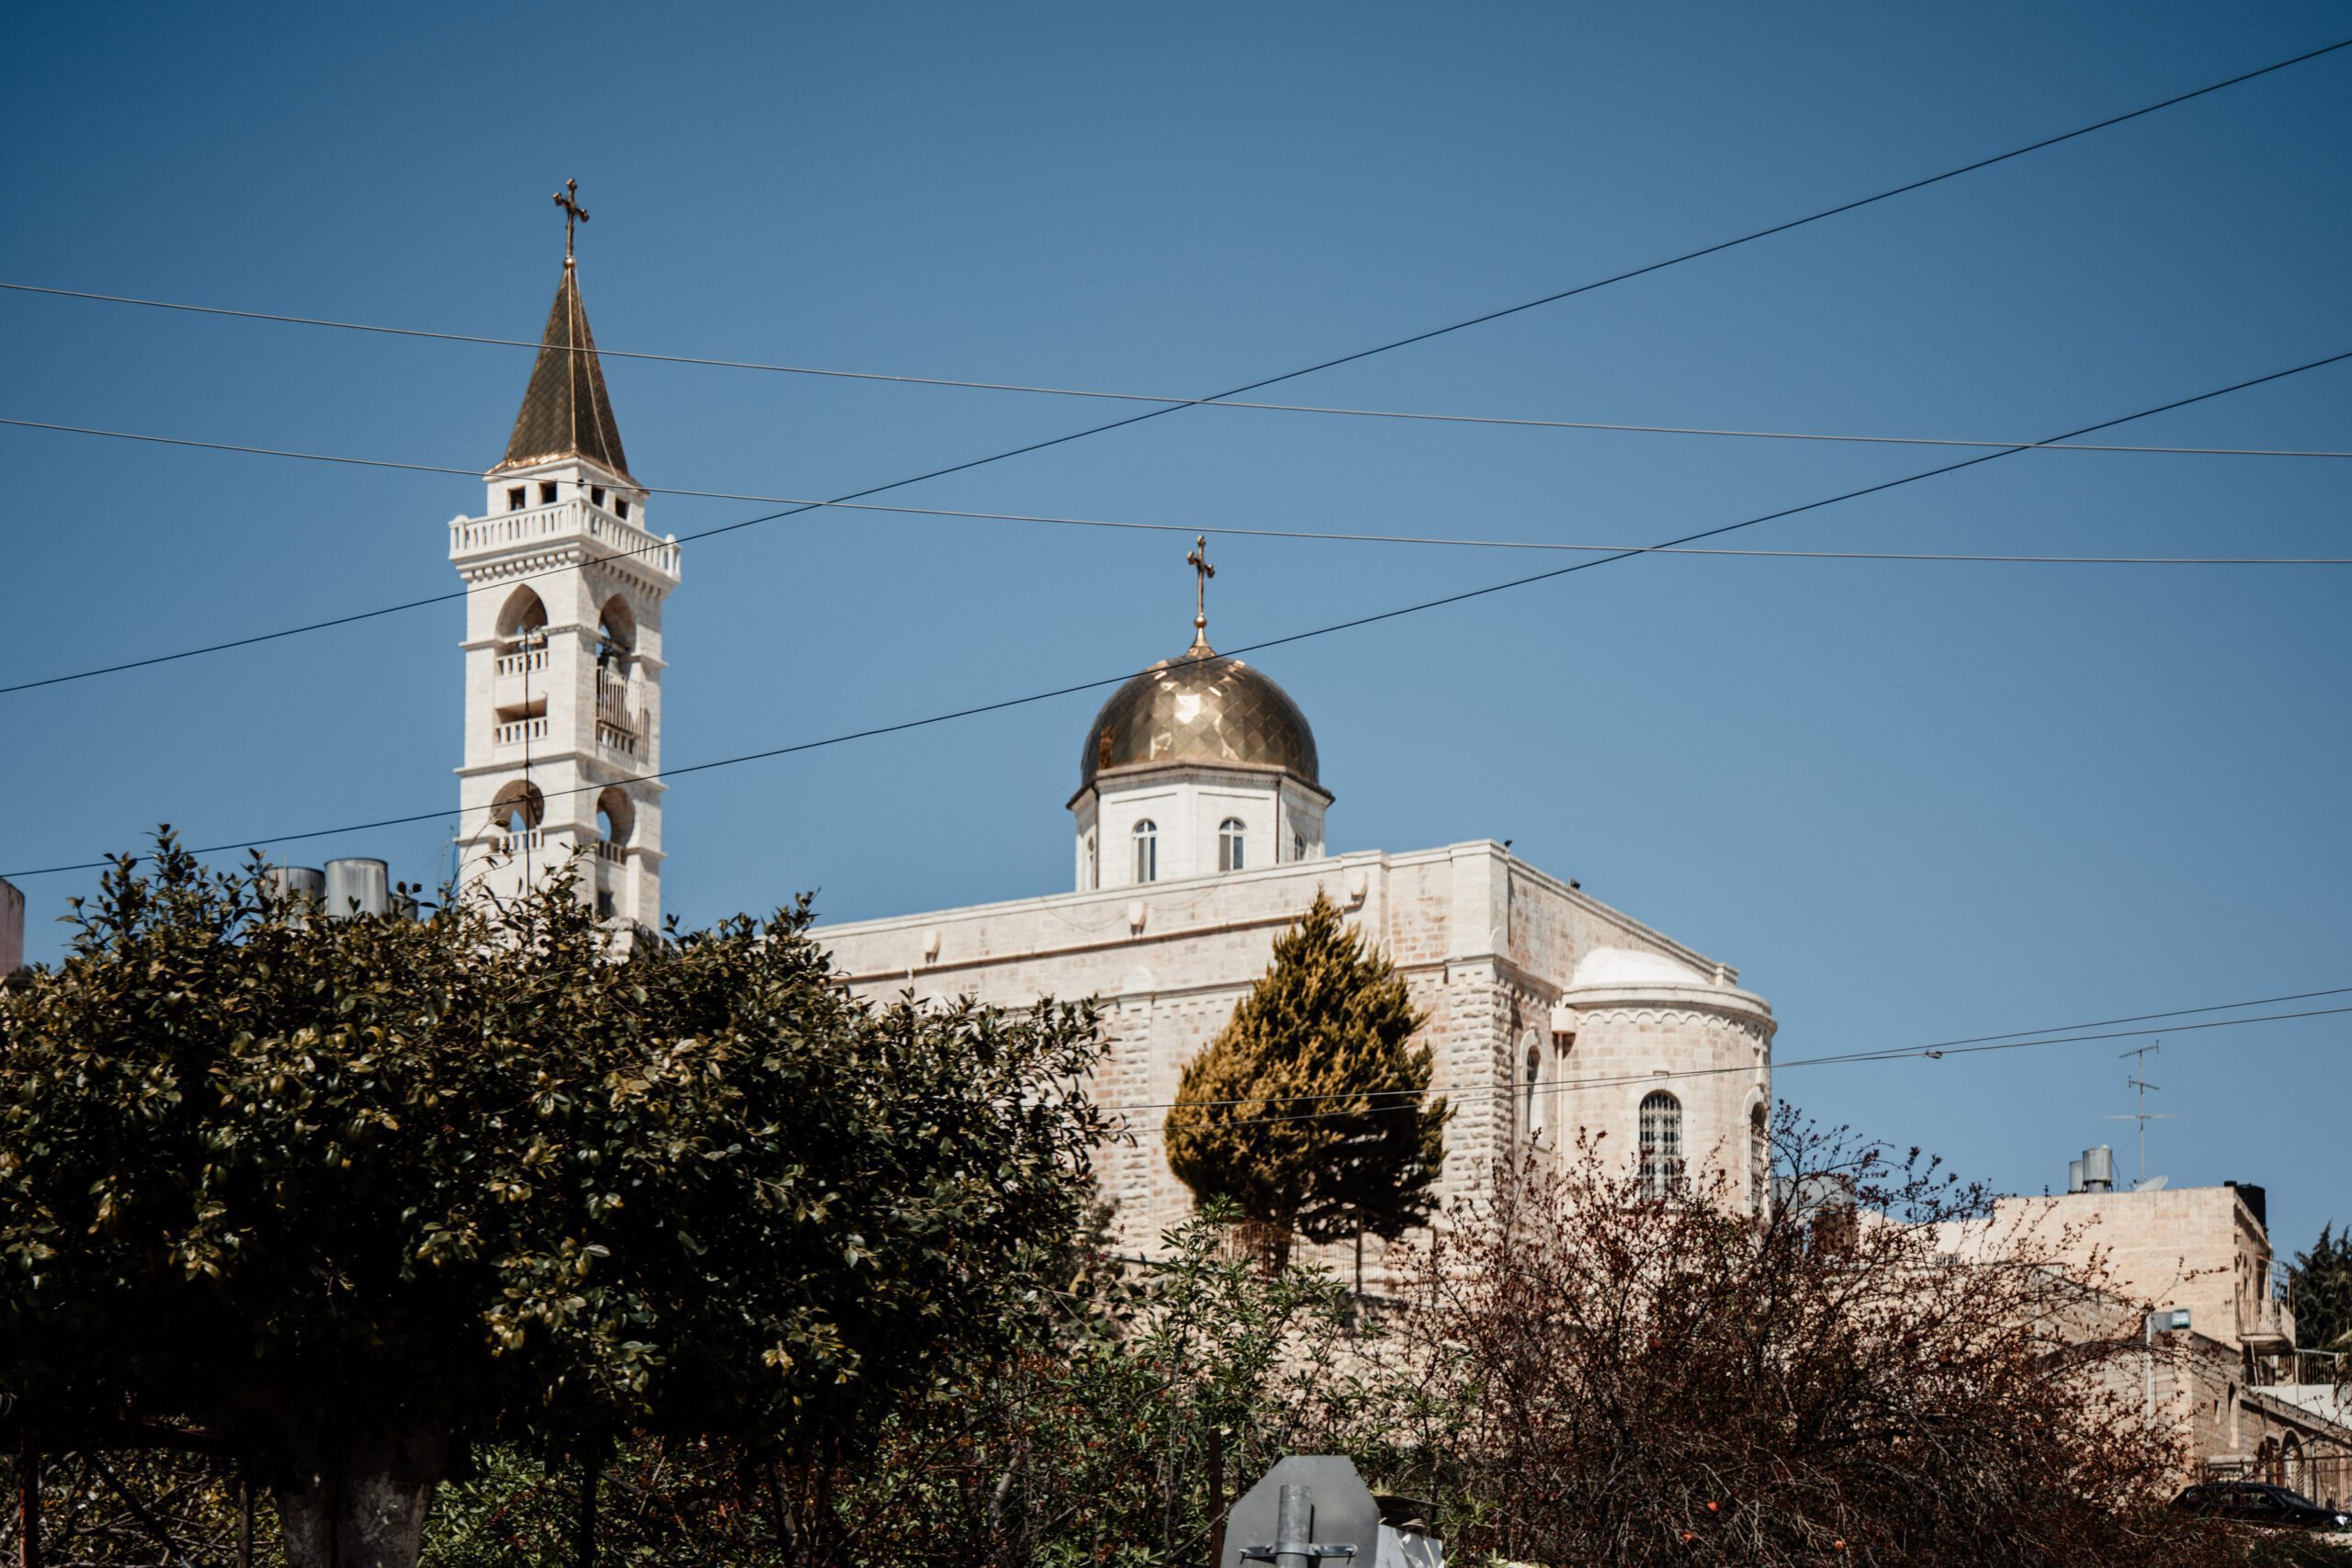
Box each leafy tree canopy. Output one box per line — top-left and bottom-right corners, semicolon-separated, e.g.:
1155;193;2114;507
1163;891;1446;1266
2291;1222;2352;1359
0;835;1110;1567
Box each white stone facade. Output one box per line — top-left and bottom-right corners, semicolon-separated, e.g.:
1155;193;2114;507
819;840;1774;1274
450;455;678;930
1072;763;1329;890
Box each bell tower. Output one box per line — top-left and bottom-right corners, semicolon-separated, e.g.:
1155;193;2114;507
450;183;680;930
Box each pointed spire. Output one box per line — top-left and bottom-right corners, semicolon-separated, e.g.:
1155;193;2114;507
496;264;633;482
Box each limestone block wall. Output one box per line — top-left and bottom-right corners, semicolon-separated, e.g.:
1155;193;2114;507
817;840;1773;1261
1951;1187;2288;1353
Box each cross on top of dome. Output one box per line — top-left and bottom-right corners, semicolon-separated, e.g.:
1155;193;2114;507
1186;534;1216;654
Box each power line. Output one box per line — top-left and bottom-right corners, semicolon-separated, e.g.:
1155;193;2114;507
6;289;2346;464
3;34;2346;438
0;35;2342;699
0;412;2341;605
4;340;2347;698
5;346;2344;879
1111;1002;2352;1134
1100;986;2352;1115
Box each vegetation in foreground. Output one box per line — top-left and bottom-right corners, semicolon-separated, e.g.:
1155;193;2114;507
3;842;2341;1565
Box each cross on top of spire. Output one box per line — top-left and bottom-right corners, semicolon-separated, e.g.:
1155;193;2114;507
553;178;590;266
1186;535;1216;653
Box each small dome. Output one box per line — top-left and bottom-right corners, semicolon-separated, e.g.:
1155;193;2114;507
1080;639;1320;790
1569;947;1706;987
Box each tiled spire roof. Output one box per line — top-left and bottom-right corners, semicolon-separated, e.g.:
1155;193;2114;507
495;265;633;482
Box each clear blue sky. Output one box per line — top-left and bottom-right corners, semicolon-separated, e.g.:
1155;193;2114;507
4;5;2346;1258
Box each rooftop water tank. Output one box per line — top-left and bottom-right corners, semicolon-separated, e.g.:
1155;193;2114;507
269;866;326;906
2080;1145;2115;1194
323;858;390;919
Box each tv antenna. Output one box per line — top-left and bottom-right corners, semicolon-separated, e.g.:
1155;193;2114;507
2104;1041;2176;1189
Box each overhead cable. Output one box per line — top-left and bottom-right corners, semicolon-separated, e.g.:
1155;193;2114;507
3;32;2346;434
5;288;2346;463
1112;1002;2352;1133
3;342;2346;698
1098;985;2352;1114
5;347;2344;879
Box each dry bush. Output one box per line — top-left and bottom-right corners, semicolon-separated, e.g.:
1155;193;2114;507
1386;1111;2239;1568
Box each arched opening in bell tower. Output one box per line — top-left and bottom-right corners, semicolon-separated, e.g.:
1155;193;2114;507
485;780;545;858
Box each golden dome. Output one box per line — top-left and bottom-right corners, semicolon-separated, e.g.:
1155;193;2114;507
1079;635;1322;793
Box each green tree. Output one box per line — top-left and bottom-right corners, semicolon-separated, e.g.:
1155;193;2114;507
2290;1223;2352;1367
0;835;1110;1568
1163;892;1447;1278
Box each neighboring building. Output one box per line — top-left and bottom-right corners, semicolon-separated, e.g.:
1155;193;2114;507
449;240;677;931
1939;1150;2352;1500
817;566;1776;1269
1967;1168;2296;1359
0;874;22;976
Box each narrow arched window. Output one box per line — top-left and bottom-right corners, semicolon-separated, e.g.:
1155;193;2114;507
1085;831;1098;890
1133;819;1158;884
1524;1041;1544;1140
1638;1090;1684;1197
1218;818;1246;873
1294;832;1306;863
1750;1102;1770;1217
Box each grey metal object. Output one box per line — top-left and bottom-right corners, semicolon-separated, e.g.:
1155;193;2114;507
1238;1483;1356;1568
1224;1458;1381;1568
2079;1145;2114;1193
269;866;326;908
323;858;390;919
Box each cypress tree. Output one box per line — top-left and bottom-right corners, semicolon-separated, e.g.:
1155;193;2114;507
1164;891;1448;1279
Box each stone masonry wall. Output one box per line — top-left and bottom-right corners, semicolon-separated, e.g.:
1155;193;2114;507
817;840;1774;1266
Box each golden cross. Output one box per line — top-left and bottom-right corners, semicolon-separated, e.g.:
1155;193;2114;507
552;178;591;265
1186;534;1216;641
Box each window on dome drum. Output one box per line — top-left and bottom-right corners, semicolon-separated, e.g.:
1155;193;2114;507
538;481;559;505
506;486;526;512
1219;818;1246;873
1085;832;1098;890
1294;832;1306;863
1133;820;1158;884
590;485;605;508
616;498;631;519
1638;1090;1684;1197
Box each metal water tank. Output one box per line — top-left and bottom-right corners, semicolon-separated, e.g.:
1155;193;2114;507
2068;1157;2086;1195
323;858;390;919
2080;1145;2115;1193
269;866;326;908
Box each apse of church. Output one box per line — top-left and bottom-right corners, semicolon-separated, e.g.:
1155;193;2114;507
820;536;1775;1278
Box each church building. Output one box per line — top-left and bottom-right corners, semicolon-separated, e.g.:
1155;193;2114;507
815;550;1779;1269
450;209;1775;1270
